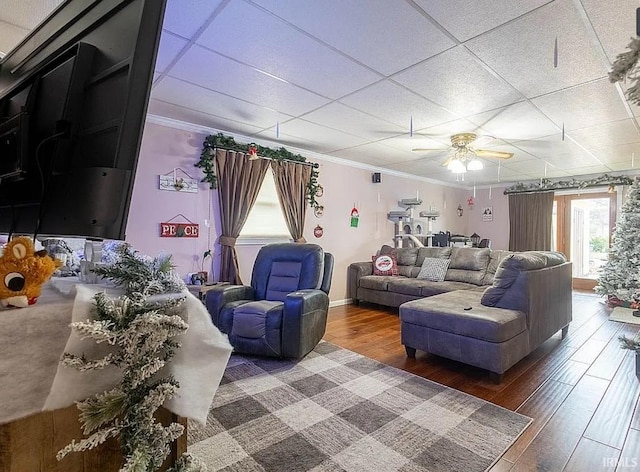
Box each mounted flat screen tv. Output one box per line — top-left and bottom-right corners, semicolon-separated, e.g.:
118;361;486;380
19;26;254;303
0;0;166;240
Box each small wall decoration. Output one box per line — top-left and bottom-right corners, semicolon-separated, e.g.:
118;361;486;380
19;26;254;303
315;185;324;198
314;225;324;238
350;206;359;228
159;168;199;193
467;196;474;208
160;214;199;238
314;205;324;218
482;206;493;222
457;204;464;217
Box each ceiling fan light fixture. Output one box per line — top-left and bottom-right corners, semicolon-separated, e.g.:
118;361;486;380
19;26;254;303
467;158;483;171
449;159;466;173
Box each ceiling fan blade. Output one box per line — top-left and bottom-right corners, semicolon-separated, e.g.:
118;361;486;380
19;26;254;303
412;148;447;152
473;149;514;159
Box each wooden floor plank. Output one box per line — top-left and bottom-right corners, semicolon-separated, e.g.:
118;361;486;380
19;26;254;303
617;428;640;472
583;352;640;449
550;359;590;386
502;380;573;463
563;437;621;472
509;375;609;472
587;323;635;381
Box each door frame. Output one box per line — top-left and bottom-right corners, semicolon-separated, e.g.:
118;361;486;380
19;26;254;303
554;192;616;290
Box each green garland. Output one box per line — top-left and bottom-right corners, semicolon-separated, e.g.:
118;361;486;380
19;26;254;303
504;174;635;195
195;133;321;209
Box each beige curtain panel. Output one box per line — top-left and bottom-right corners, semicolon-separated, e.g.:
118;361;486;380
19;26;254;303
271;160;312;243
215;149;270;284
508;192;554;252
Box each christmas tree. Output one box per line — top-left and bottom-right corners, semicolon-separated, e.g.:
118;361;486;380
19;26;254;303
57;246;205;472
595;177;640;305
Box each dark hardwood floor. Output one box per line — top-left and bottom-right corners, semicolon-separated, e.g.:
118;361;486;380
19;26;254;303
324;292;640;471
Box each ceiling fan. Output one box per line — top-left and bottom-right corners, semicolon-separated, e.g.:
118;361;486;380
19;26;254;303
412;133;514;173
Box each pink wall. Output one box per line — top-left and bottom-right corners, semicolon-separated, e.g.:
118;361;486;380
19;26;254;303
128;121;474;303
466;186;511;250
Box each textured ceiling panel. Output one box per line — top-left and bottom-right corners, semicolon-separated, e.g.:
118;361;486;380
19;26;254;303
196;1;380;99
468;101;560;141
260;118;366;153
301;102;405;140
568;119;640;151
0;0;63;29
414;0;551;42
250;0;455;75
465;0;606;98
168;45;330;117
152;77;293;130
591;142;640;165
340;80;456;130
393;46;524;116
580;0;637;64
155;32;188;73
162;0;224;39
531;79;630;131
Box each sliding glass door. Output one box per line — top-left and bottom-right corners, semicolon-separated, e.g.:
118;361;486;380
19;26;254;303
553;193;616;290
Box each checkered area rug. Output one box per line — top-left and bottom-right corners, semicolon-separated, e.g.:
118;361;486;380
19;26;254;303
188;342;531;472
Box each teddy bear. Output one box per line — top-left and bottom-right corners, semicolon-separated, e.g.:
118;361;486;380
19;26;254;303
0;236;62;308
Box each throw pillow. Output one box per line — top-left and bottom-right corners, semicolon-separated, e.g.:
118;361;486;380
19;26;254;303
416;257;450;282
372;254;398;276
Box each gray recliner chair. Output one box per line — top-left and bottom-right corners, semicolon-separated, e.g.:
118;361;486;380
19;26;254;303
206;243;333;359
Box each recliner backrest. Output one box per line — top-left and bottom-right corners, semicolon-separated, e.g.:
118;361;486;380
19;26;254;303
251;243;324;301
320;252;334;294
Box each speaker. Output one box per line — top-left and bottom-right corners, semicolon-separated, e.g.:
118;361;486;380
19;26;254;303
372;172;381;183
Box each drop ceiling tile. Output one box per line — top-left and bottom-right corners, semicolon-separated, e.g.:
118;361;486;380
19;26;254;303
501;158;549;175
514;133;598;159
418;119;487;146
530;79;629;131
156;32;188;73
414;0;550;42
580;0;638;64
262;119;366;152
301;102;405;140
0;0;63;30
340;80;456;129
607;161;639;172
379;135;449;154
196;1;380;99
468;101;560;141
394;46;523;116
162;0;224;38
542;152;603;170
331;142;417;167
562;164;612;176
151;77;293;129
465;0;606;98
250;0;455;75
383;159;448;176
169;45;330;116
590;142;640;165
568;119;640;150
147;99;265;136
0;21;28;56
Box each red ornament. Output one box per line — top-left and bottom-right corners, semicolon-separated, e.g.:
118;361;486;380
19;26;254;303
467;197;474;207
313;225;324;238
248;145;258;159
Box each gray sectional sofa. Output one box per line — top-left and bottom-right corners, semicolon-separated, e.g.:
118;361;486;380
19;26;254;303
348;246;510;307
348;246;573;379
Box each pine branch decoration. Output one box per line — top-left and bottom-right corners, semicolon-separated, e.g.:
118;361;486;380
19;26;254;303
58;247;204;472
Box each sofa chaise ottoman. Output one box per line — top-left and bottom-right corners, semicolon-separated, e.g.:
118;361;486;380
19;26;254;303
399;251;572;379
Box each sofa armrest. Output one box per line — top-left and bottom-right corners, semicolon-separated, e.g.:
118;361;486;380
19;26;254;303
205;285;255;326
282;289;330;358
348;261;373;300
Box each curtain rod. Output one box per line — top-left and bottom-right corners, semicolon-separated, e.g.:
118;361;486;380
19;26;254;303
214;146;319;168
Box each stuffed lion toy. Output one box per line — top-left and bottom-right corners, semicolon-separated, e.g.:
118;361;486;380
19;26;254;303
0;236;62;308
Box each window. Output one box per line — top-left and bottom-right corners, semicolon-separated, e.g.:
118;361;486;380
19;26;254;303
239;169;290;240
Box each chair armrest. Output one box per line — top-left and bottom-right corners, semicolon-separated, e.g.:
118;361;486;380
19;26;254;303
282;289;330;358
347;261;373;300
205;285;255;326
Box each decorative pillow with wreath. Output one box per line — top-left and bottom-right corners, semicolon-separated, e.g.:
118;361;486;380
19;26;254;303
372;254;399;276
